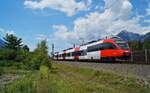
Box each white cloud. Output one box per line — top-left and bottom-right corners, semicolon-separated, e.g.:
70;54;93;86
143;2;150;29
0;28;16;36
24;0;92;16
144;2;150;25
6;30;16;35
36;34;49;41
53;0;150;46
103;0;132;20
144;19;150;24
0;28;5;35
53;25;78;44
146;2;150;16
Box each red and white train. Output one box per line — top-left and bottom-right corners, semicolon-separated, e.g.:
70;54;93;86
54;36;131;62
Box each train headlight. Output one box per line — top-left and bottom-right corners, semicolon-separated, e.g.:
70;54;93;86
123;51;130;56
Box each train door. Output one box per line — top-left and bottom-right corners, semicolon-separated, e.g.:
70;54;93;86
87;44;101;60
87;51;100;60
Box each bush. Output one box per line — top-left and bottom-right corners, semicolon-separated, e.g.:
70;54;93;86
0;48;17;60
0;67;4;76
15;49;31;62
143;41;150;49
31;40;51;70
0;60;30;70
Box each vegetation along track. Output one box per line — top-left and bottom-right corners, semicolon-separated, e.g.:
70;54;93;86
55;61;150;83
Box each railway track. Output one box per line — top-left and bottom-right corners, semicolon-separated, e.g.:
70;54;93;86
54;61;150;82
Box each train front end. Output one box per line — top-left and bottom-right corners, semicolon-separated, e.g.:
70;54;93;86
112;36;131;61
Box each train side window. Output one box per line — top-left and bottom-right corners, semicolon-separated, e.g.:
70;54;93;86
70;52;72;56
62;53;66;57
102;43;116;50
72;52;74;56
80;50;87;56
87;44;102;52
87;46;93;52
71;50;87;56
72;52;76;56
109;43;116;49
97;44;103;50
83;50;87;55
68;53;71;57
66;53;69;57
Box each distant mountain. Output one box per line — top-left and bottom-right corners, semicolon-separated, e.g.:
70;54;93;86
117;30;142;41
0;38;5;47
141;32;150;42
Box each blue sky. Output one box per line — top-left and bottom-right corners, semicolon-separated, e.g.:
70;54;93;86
0;0;150;52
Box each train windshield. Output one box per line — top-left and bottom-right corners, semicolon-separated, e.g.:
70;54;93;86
117;42;129;50
112;36;129;50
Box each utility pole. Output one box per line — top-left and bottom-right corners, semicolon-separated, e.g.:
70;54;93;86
145;49;148;64
79;37;84;45
73;44;75;48
51;43;54;59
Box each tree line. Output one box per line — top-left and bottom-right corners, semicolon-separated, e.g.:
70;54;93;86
0;34;51;70
128;40;150;51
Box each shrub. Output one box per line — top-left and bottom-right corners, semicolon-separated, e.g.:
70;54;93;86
0;48;17;60
143;41;150;49
0;67;4;76
31;40;51;70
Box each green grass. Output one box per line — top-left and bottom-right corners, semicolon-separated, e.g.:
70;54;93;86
0;63;150;93
0;74;36;93
48;64;150;93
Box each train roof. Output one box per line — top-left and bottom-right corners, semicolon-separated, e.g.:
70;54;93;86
80;39;102;46
63;47;73;51
111;36;127;43
56;36;125;53
80;36;123;46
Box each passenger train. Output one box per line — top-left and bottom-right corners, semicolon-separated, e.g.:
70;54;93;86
54;36;131;62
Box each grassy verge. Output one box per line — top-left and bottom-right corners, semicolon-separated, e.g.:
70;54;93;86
0;63;150;93
0;74;36;93
48;63;150;93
